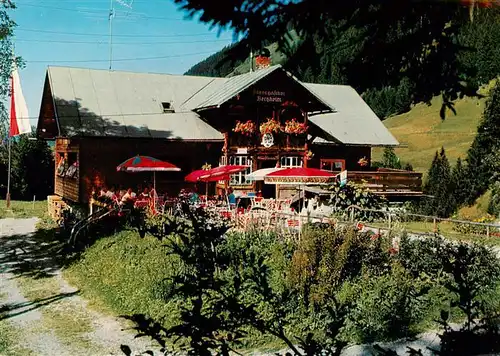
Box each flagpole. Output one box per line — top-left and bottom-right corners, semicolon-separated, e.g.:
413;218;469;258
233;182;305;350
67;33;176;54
7;46;14;209
6;136;11;208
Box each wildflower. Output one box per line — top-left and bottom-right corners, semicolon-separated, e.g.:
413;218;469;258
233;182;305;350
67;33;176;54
389;247;398;255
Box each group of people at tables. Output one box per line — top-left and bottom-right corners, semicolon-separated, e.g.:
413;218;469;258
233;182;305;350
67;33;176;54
93;185;160;206
92;184;266;212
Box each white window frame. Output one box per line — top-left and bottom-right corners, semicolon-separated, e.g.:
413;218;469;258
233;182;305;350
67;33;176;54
226;155;253;185
280;156;303;168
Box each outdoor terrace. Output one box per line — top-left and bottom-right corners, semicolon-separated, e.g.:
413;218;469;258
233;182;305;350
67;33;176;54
347;168;423;197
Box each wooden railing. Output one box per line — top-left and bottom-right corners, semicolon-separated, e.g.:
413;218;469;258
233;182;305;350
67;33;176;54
229;133;306;149
348;168;423;196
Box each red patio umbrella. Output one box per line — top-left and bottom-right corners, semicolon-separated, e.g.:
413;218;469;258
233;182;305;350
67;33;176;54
117;155;181;172
117;155;181;209
198;165;249;181
185;170;229;183
185;169;229;200
185;166;247;201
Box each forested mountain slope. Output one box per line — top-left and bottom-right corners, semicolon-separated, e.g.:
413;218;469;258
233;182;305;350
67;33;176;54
185;8;500;121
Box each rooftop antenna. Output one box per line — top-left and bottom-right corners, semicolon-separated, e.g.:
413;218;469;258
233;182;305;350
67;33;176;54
109;0;134;70
249;48;253;73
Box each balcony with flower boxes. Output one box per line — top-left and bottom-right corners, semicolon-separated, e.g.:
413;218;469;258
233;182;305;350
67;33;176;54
229;118;308;152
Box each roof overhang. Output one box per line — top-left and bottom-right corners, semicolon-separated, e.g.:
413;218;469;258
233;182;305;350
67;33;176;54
192;65;334;114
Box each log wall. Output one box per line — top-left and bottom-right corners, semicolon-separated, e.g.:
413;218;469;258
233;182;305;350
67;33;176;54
78;138;222;203
54;138;80;202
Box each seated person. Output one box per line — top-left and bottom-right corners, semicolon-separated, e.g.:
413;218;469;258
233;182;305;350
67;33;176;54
106;186;116;199
99;186;108;197
227;188;236;208
97;186;113;203
118;186;126;198
139;187;150;200
190;189;200;203
121;188;136;203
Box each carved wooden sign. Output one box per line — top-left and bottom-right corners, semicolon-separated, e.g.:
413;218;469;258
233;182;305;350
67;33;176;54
261;133;274;147
253;89;286;103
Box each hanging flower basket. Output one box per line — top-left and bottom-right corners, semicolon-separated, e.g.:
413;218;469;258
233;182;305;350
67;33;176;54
284;118;308;135
358;157;369;167
233;120;256;136
259;118;282;135
281;100;299;108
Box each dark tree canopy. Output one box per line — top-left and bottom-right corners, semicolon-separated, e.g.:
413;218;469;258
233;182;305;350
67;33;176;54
174;0;475;106
0;0;17;134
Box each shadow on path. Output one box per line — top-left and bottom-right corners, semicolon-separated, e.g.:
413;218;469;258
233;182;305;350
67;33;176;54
0;226;67;279
0;291;80;321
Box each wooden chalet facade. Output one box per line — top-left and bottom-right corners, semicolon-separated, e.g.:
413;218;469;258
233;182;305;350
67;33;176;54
37;65;422;204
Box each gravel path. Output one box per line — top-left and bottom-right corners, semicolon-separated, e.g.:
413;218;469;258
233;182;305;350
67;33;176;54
0;218;161;356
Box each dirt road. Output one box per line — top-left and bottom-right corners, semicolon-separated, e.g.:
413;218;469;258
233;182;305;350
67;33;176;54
0;218;160;356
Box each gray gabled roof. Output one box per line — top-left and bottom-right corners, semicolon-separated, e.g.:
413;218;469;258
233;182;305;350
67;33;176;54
303;83;399;146
185;65;333;112
41;65;397;146
185;65;281;110
45;66;223;140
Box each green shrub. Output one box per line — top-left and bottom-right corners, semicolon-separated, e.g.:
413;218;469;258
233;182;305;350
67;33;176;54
398;235;500;282
326;181;387;221
397;234;449;278
288;225;391;305
66;208;500;353
340;265;432;343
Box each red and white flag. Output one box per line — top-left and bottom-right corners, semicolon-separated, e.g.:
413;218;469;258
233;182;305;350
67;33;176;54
9;64;31;137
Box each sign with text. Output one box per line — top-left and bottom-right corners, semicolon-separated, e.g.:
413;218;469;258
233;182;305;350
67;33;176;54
340;170;348;187
253;89;286;103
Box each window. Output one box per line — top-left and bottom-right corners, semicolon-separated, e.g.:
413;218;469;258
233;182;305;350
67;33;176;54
280;156;303;168
321;159;345;172
161;102;175;113
228;156;253;185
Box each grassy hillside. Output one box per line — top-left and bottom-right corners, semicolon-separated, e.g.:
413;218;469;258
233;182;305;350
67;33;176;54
372;81;496;173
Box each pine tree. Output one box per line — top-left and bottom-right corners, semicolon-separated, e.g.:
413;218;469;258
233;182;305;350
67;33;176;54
488;181;500;218
424;151;441;195
464;81;500;205
382;147;402;169
423;148;455;218
450;157;468;210
487;151;500;217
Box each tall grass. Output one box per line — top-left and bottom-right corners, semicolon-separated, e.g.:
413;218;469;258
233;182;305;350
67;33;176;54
0;200;47;219
63;230;182;329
